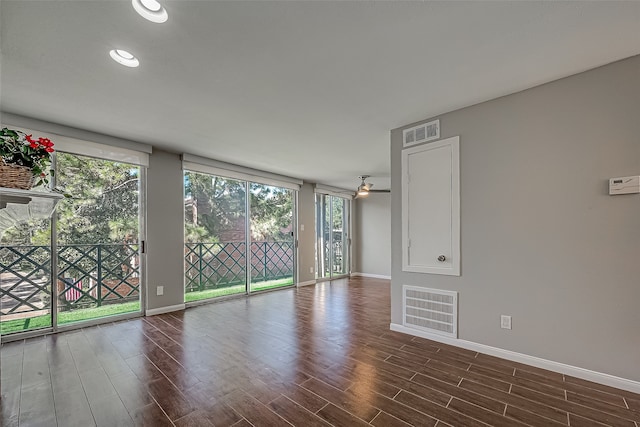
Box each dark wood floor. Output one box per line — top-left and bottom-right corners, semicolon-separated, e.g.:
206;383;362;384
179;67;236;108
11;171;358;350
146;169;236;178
1;277;639;427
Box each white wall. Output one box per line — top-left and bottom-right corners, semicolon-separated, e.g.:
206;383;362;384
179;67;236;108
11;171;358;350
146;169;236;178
354;193;391;278
390;55;640;382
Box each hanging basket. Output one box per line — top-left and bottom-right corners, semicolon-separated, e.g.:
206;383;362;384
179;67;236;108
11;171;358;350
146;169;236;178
0;162;35;190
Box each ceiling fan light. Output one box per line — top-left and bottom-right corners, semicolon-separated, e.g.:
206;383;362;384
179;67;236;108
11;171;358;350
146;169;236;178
356;175;372;197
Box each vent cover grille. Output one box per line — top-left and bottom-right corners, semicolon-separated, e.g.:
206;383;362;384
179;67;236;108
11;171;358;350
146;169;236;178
403;119;440;147
403;286;457;338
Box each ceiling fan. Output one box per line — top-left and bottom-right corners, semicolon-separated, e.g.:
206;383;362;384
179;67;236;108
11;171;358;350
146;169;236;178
355;175;390;198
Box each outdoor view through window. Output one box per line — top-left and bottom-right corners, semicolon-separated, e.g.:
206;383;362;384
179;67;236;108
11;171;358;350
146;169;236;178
0;152;141;334
184;171;294;303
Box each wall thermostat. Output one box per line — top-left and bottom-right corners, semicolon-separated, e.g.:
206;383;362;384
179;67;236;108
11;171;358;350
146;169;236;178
609;176;640;195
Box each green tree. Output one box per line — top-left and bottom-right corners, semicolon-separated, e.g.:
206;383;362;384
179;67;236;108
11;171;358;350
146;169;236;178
184;172;245;243
56;153;139;244
249;183;292;241
184;171;294;243
1;153;140;252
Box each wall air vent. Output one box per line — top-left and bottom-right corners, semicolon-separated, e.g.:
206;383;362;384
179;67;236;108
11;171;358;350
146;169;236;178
403;285;457;338
403;119;440;148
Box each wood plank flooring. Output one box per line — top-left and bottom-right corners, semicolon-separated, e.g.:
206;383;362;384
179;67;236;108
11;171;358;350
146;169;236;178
1;277;639;426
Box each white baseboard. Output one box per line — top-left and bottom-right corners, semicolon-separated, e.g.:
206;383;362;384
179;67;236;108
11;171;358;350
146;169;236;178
297;280;316;287
146;303;186;316
351;272;392;280
390;323;640;395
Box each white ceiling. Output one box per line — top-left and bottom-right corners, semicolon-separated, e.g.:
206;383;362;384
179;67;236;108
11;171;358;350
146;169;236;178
1;1;639;191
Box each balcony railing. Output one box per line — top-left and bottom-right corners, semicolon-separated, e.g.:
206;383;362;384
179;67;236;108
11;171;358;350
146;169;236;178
185;241;294;293
1;240;294;320
0;243;140;319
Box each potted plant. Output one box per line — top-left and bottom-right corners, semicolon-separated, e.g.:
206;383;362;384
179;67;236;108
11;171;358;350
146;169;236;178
0;127;55;189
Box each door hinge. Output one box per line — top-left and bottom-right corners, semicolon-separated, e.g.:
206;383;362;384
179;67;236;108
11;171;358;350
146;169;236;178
141;240;146;254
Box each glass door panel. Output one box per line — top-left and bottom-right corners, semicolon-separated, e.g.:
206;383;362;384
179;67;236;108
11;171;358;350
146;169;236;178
332;197;346;275
315;193;330;279
323;195;332;278
0;217;52;334
249;183;294;292
55;152;141;325
315;194;350;280
184;172;247;302
341;198;349;274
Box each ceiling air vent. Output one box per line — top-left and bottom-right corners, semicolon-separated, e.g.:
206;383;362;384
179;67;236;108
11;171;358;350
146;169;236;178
403;119;440;148
403;285;457;338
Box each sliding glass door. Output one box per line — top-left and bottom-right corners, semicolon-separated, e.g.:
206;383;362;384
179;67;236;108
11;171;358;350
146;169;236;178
0;151;145;335
55;153;142;325
184;172;247;302
184;171;296;302
316;194;350;280
331;196;348;276
250;183;294;292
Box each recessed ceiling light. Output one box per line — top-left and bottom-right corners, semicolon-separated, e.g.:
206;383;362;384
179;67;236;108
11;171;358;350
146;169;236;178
132;0;168;23
109;49;140;68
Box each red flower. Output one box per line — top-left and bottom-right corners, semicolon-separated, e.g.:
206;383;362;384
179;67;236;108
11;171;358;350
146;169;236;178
26;135;39;148
38;137;54;148
45;147;54;153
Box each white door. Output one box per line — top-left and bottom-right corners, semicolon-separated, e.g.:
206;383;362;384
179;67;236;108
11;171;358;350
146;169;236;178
402;136;460;275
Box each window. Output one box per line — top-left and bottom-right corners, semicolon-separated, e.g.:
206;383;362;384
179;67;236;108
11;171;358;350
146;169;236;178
183;169;297;302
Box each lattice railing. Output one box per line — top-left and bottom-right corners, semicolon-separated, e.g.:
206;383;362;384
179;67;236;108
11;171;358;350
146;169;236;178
250;241;294;282
57;244;140;309
185;242;247;293
0;245;51;315
0;243;140;316
185;241;293;293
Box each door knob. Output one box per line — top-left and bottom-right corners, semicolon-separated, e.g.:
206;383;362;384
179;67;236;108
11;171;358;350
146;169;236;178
437;255;446;262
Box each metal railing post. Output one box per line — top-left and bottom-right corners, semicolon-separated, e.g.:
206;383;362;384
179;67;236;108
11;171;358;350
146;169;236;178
199;243;203;291
263;242;267;282
97;244;102;307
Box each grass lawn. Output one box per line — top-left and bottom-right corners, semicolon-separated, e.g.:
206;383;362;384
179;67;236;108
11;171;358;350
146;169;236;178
185;277;294;303
252;277;295;292
1;277;294;334
0;301;140;334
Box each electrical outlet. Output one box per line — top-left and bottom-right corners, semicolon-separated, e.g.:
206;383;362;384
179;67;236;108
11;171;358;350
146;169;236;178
309;267;314;274
300;224;305;231
501;315;512;330
156;286;164;296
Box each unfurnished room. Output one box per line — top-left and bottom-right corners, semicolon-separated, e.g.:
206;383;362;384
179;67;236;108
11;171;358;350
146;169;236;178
0;1;639;426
